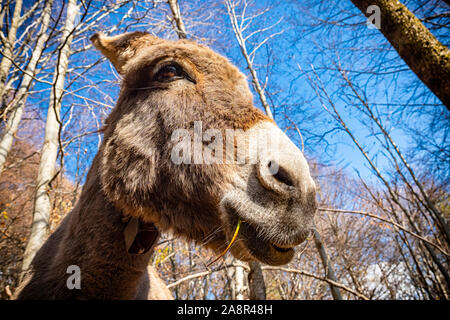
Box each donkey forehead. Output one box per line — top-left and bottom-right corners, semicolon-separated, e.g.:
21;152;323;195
128;41;247;83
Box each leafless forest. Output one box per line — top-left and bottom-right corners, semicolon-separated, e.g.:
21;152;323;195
0;0;449;300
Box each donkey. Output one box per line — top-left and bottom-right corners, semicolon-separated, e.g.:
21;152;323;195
15;31;317;299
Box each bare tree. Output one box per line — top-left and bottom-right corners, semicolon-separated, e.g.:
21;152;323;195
224;0;278;119
21;0;80;274
0;0;54;174
350;0;450;109
302;55;450;298
168;0;187;39
312;229;342;299
0;0;40;102
234;262;246;300
0;0;23;101
248;261;266;299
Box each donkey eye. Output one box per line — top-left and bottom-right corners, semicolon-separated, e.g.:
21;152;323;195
154;65;180;82
153;63;196;84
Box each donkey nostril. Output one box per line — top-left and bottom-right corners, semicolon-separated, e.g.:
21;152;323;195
268;161;294;187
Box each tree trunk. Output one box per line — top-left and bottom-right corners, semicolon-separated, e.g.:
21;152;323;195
21;0;79;275
168;0;187;39
248;261;266;300
350;0;450;109
0;0;54;174
313;229;342;300
234;264;245;300
0;0;22;101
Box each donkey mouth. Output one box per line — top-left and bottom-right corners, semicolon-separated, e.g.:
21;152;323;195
223;204;308;266
271;244;293;253
237;219;296;265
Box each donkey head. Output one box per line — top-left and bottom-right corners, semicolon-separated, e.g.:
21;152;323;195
91;32;317;266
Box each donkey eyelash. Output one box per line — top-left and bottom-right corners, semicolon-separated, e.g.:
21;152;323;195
127;85;162;90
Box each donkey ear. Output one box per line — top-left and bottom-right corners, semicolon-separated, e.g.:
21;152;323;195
90;31;152;74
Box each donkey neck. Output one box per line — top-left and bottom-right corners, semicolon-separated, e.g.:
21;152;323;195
19;154;156;299
64;155;158;299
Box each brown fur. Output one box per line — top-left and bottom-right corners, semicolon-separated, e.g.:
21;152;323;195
15;32;316;299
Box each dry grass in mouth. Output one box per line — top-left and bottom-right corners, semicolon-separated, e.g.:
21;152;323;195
206;218;242;268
